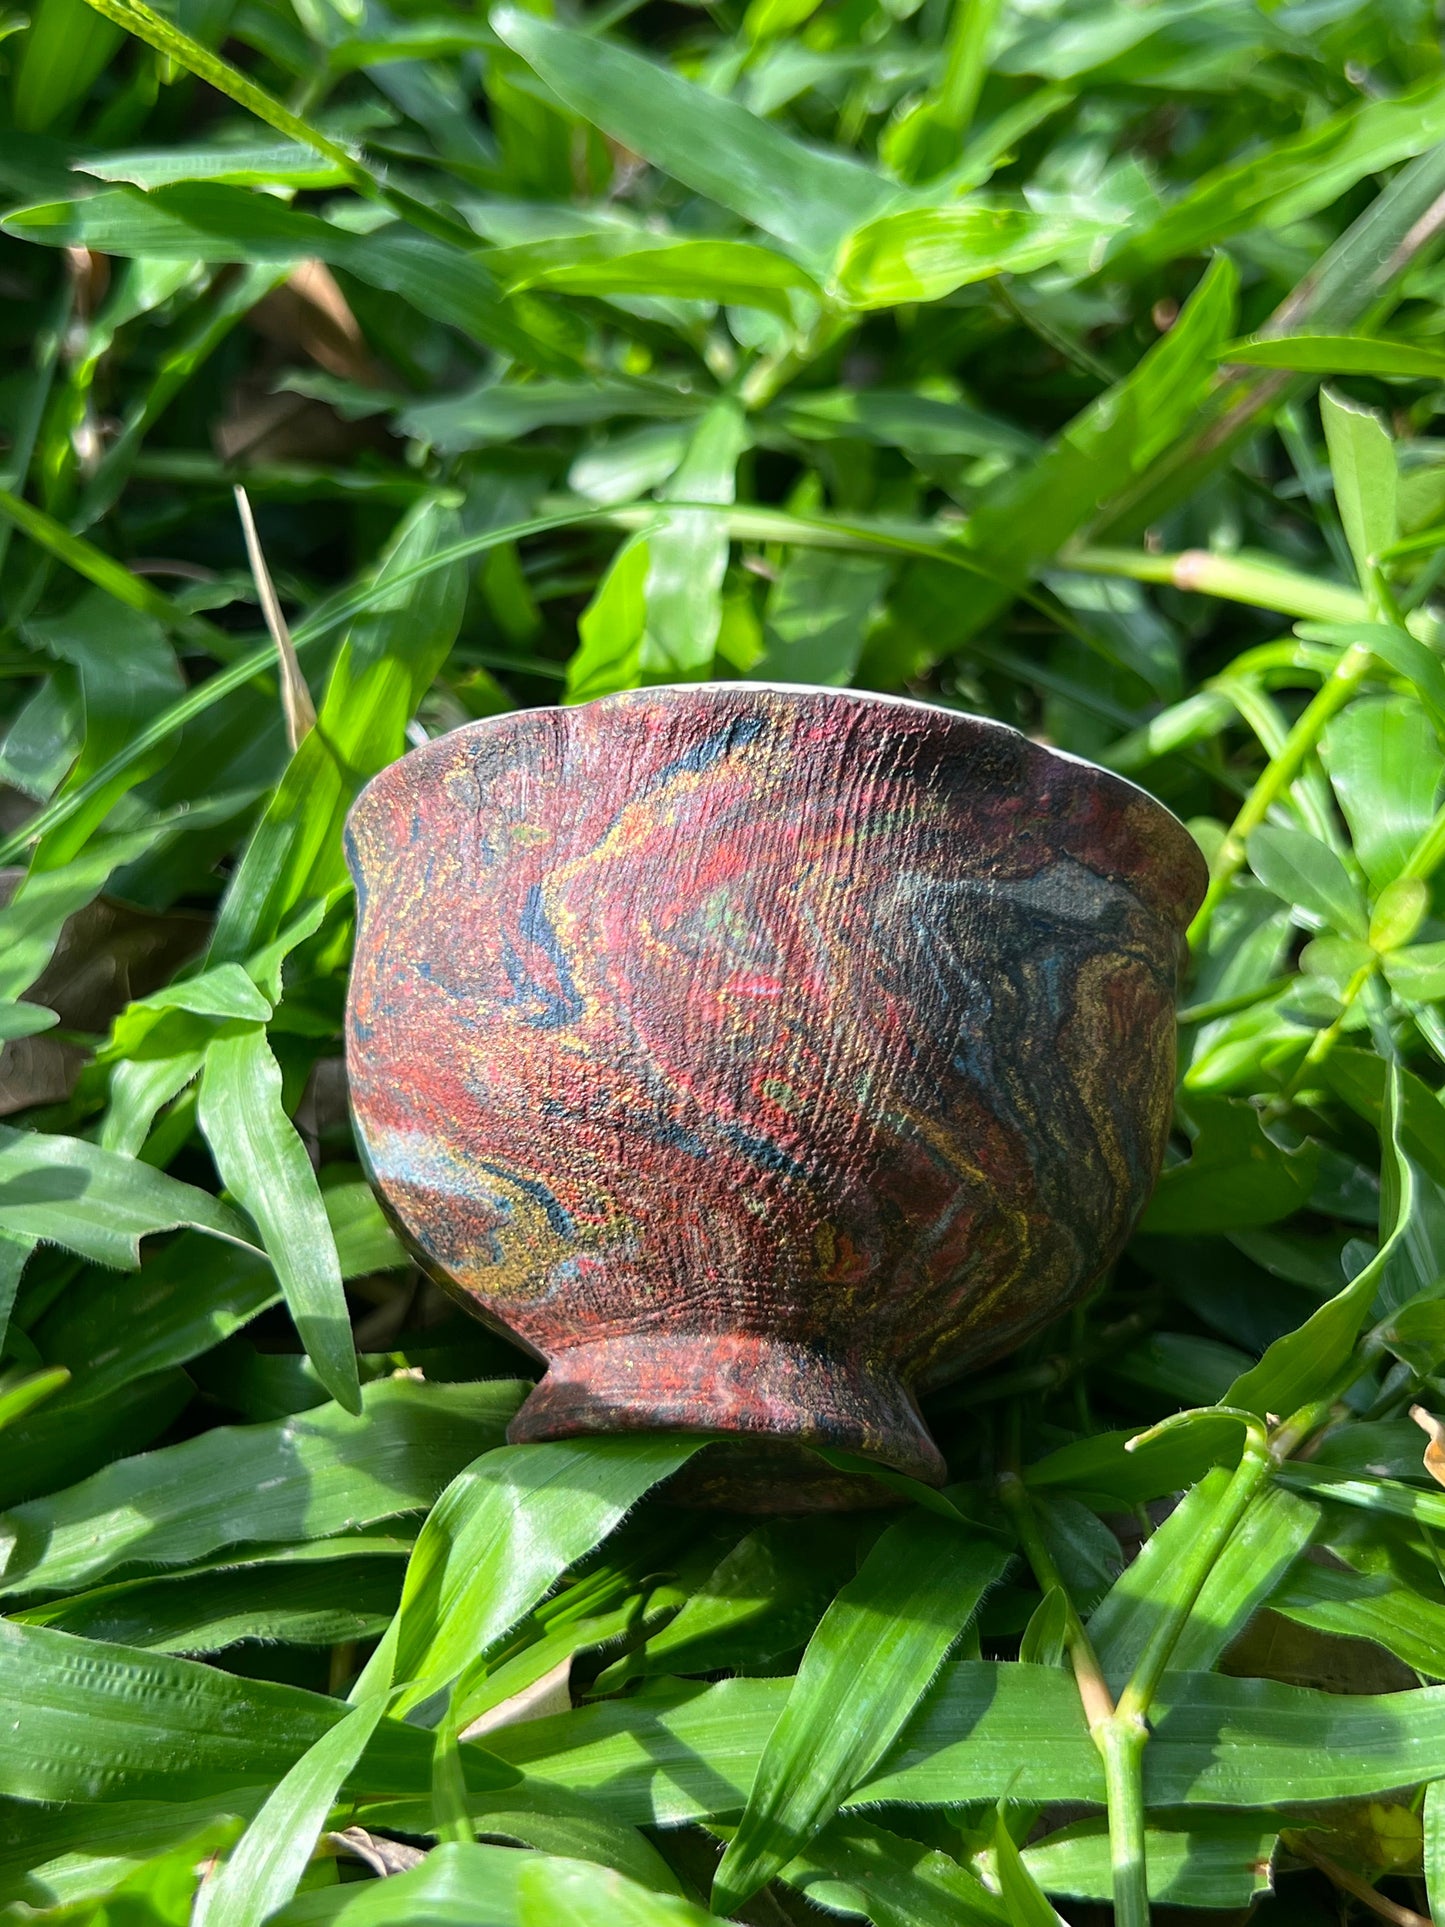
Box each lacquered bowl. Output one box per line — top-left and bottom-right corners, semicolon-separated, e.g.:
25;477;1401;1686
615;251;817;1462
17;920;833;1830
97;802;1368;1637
345;685;1207;1507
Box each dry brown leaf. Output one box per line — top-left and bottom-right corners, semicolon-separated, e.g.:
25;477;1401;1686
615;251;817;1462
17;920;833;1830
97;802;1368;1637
0;872;207;1117
1410;1404;1445;1489
459;1655;573;1742
233;484;316;751
248;258;380;384
327;1827;426;1876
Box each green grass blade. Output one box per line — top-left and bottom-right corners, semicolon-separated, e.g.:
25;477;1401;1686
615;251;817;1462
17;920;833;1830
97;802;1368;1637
993;1806;1068;1926
1089;1478;1318;1691
712;1511;1009;1912
193;1695;389;1927
197;1023;359;1414
1224;335;1445;380
0;1125;251;1268
0;1617;515;1806
1426;1779;1445;1922
267;1841;714;1927
71;0;371;194
19;1550;406;1654
387;1436;704;1710
0;486;230;650
491;7;898;268
1021;1816;1277;1910
0;1378;523;1597
473;1663;1445;1818
1321;387;1398;604
778;1814;1008;1925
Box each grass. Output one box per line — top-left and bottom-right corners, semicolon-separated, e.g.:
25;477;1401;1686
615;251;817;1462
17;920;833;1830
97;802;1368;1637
3;0;1445;1920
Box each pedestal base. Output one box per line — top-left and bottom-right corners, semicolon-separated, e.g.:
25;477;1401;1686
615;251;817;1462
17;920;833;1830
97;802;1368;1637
505;1331;945;1509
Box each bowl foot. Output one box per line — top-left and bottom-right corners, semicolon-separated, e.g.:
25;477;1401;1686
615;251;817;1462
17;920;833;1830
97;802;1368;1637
505;1331;945;1506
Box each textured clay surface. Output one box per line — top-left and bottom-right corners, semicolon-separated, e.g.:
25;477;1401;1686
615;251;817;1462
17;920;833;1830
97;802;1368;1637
346;686;1207;1505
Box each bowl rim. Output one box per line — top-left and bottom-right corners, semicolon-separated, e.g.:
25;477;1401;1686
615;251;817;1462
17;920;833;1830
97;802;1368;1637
451;679;1202;861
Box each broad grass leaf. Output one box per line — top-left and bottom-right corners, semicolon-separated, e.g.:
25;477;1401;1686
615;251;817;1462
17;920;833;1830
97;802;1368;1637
568;538;650;702
835;204;1106;309
490;9;899;269
0;1617;515;1806
20;1549;405;1653
1141;1095;1320;1234
1021;1816;1277;1909
1227;1062;1410;1417
770;386;1036;461
0;1376;523;1597
1325;1049;1445;1184
614;1515;868;1682
447;1781;689;1895
0;1367;69;1434
993;1807;1067;1926
0;1799;251;1913
779;1814;1008;1926
1105;1330;1253;1406
756;552;889;685
640;401;749;683
1322;696;1445;890
1019;1586;1070;1669
1383;943;1445;1004
864;1667;1445;1810
1121;76;1445;266
431;1694;475;1847
99;959;278;1155
567;402;747;696
197;1022;358;1414
1426;1778;1445;1922
33;1236;276;1398
386;1436;705;1711
399;378;696;454
0;823;166;1003
3;187;573;369
1277;1464;1445;1530
454;1612;615;1735
493;233;821;320
80;141;350;189
1088;1471;1225;1683
1224;335;1445;380
1033;1497;1120;1612
193;1694;389;1927
24;595;184;866
1246;824;1367;937
1089;1477;1317;1691
516;1853;717;1926
1379;1292;1445;1375
0;1232;30;1361
132;963;272;1022
269;1842;712;1927
1024;1418;1245;1507
0;1004;57;1041
321;1173;407;1276
1272;1561;1445;1679
946;254;1237;655
711;1511;1009;1912
0;1126;249;1268
11;0;121;131
1322;387;1398;593
478;1662;1445;1817
0;507;621;872
0;1371;192;1514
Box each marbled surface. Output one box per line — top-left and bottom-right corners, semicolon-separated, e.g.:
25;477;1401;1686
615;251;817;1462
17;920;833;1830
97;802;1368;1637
346;686;1207;1505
